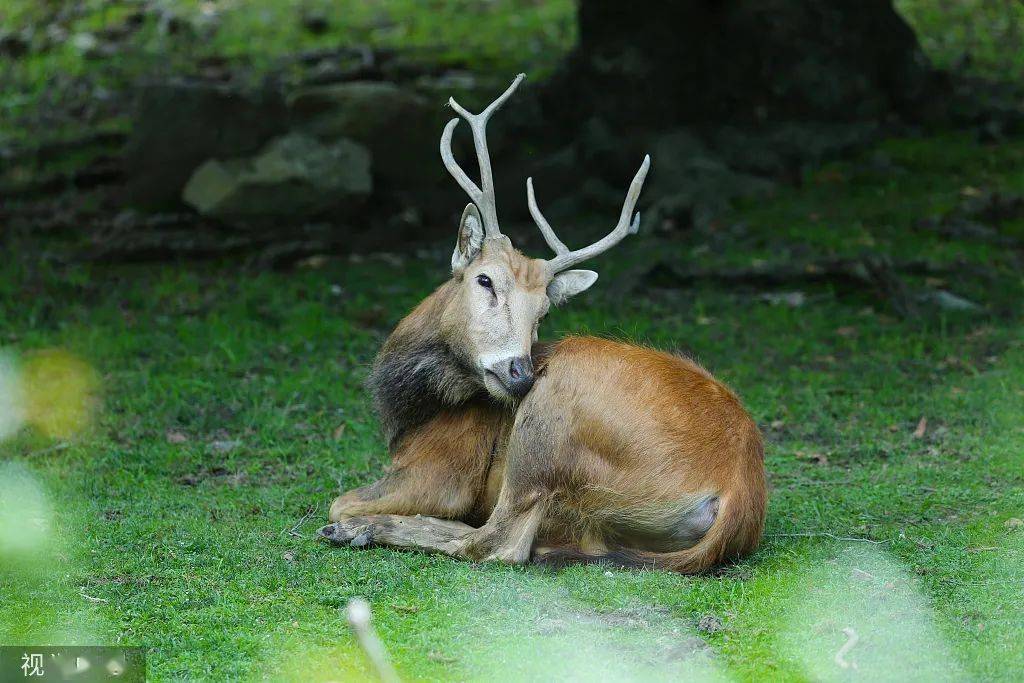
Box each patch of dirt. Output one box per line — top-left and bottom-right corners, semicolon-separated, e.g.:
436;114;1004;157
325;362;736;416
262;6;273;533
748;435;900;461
662;635;712;662
697;613;725;634
176;466;249;487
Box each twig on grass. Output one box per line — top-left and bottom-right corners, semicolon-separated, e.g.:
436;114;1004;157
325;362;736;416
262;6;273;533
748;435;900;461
24;442;70;458
283;504;318;539
770;532;888;545
834;627;859;669
347;598;401;683
81;591;108;604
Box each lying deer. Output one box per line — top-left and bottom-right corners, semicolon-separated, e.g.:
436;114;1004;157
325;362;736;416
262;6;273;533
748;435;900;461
320;74;767;572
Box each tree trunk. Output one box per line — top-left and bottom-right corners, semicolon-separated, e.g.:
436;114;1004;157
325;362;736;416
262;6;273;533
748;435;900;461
542;0;938;131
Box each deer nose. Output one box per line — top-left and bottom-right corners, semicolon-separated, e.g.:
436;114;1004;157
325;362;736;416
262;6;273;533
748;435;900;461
505;356;535;398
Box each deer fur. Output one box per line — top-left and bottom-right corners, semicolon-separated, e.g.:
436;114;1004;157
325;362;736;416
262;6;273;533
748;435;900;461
321;75;767;572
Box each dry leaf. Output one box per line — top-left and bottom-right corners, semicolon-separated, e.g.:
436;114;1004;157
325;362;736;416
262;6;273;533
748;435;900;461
1005;518;1023;530
836;326;858;338
851;568;875;582
208;439;241;454
332;424;346;440
428;651;457;664
394;604;420;614
166;429;188;444
912;417;927;439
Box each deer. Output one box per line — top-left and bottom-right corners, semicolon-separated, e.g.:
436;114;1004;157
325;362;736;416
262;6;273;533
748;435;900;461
320;74;767;573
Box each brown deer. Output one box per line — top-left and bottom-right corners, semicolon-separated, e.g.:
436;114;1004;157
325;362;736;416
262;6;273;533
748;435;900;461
320;74;767;572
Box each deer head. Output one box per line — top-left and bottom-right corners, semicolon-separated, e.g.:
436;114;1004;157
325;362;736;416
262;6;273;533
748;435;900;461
438;73;650;402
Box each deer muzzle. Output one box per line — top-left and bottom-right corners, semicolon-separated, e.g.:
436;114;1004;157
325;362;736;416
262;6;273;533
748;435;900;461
486;355;535;399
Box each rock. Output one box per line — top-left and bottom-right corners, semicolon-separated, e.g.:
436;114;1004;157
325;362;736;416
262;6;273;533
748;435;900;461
125;81;288;208
697;614;724;633
301;11;329;34
71;32;99;54
710;122;879;177
644;131;775;231
288;81;441;187
917;289;982;313
759;291;807;308
0;30;30;59
708;126;788;177
183;133;371;222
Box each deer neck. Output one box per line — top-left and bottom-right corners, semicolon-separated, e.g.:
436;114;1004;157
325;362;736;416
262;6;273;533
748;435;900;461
367;281;483;449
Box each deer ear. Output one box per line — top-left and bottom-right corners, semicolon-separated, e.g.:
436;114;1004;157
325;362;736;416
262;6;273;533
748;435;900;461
451;204;485;273
547;269;598;305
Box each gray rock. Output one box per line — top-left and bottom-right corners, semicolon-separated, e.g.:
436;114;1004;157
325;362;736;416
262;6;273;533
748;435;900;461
709;122;879;177
182;133;371;222
125;81;288;208
0;30;30;59
645;131;775;231
288;81;441;187
918;289;982;313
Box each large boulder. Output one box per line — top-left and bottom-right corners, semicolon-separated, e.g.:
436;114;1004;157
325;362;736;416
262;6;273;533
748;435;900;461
644;128;776;231
125;81;289;208
182;133;371;223
288;81;442;188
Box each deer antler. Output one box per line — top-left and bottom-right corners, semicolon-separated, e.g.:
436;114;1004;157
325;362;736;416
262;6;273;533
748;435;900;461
527;155;651;272
440;73;525;238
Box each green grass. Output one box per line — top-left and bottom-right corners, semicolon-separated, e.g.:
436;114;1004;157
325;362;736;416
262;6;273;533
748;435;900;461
2;132;1023;680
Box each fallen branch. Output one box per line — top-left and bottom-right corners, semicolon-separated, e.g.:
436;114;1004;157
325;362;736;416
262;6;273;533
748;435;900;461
1;130;126;165
283;504;318;539
834;627;859;669
0;155;124;199
770;532;887;545
643;255;986;318
81;591;109;604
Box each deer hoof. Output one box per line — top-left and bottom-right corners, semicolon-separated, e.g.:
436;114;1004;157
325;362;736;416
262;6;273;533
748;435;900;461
319;520;374;547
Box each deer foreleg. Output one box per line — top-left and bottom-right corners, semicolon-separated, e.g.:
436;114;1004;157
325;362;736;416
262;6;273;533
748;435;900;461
460;488;550;564
329;460;482;523
320;489;550;566
319;514;474;556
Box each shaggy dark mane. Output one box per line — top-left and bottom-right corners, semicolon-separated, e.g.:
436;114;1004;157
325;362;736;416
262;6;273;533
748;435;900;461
367;340;481;448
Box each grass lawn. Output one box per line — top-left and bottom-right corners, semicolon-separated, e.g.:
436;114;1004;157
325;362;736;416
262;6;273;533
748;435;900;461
2;131;1023;681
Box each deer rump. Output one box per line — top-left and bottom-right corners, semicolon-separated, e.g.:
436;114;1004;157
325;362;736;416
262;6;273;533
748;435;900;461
323;336;766;573
319;74;766;572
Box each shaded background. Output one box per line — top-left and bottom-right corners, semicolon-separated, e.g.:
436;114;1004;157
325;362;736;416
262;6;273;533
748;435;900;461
2;1;1023;267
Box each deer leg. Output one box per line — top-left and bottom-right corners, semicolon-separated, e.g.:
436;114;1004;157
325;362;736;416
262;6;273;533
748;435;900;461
319;514;474;555
319;493;547;566
461;487;551;564
329;455;484;522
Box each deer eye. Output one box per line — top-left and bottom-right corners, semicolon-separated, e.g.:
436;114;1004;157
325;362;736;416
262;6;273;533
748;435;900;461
476;274;493;290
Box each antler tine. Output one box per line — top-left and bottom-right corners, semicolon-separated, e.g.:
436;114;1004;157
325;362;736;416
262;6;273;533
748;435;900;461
441;73;526;237
525;177;569;255
530;155;651;272
440;119;483;204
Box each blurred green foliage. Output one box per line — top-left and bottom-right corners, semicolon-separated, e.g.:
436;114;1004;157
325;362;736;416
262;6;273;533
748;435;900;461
897;0;1024;79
